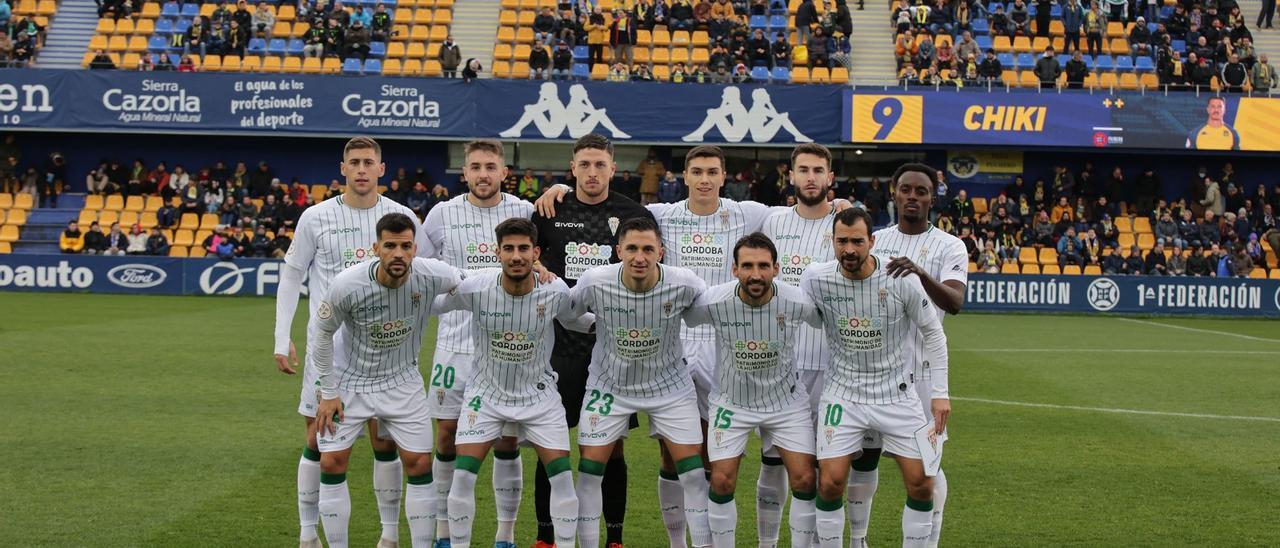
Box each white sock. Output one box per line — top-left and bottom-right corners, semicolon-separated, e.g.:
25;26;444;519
575;460;606;548
928;469;948;548
658;472;688;548
788;492;816;548
815;497;844;548
297;452;321;542
708;495;737;548
755;459;786;546
903;500;934;548
433;453;456;541
677;463;712;547
546;458;580;548
373;455;403;542
318;478;351;548
492;450;523;543
405;477;436;548
448;467;479;548
845;467;879;541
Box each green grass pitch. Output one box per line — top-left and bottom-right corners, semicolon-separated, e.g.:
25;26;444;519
1;292;1278;546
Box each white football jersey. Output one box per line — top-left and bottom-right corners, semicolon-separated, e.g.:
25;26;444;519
570;263;707;400
433;269;591;406
684;280;822;412
759;206;838;371
871;224;968;378
422;193;534;354
313;258;462;397
800;259;948;404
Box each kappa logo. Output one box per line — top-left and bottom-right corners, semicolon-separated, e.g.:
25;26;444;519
1087;277;1120;311
682;87;812;143
500;82;631;139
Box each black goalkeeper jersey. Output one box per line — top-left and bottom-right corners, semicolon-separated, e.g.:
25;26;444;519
533;190;654;359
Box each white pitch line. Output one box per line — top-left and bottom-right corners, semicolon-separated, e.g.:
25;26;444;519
1116;318;1280;344
954;397;1280;423
954;348;1280;355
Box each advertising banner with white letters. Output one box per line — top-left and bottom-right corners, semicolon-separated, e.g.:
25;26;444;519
0;254;296;297
965;274;1280;317
0;69;842;143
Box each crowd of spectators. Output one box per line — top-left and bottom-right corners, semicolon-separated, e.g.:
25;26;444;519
0;0;43;67
518;0;852;81
892;0;1276;92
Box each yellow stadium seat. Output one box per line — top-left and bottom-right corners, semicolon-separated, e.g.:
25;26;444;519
289;21;310;38
1030;37;1049;52
322;57;341;74
383;58;403;75
202;54;222;71
1137;233;1155;250
1083;73;1099;89
0;225;18;243
1106;22;1124;38
0;241;10;253
433;9;452;25
242;56;261;72
972;198;988;215
1062;264;1082;275
993;35;1012;53
429;25;447;41
515;27;533;43
194;229;212;244
435;0;453;7
653;29;671;47
1001;69;1018;87
189;245;207;258
671;30;691;47
12;192;33;210
1108;38;1128;55
499;10;517;26
115;18;135;35
141;2;160;18
510;61;530;79
652;64;670;81
406;42;426;58
5;208;25;226
831;66;849;82
671;48;689;65
427;43;441;58
413;7;432;25
1019;70;1040;88
423;60;443;77
1021;264;1041;274
1249;268;1267;279
134;18;154;36
104;195;124;211
1133;217;1151;233
1118;233;1135;249
1018;247;1039;265
1114;216;1132;233
98;210;120;227
497;26;515;43
127;35;148;53
311;185;329;203
494;43;513;60
967;262;978;273
692;48;709;65
271;21;292;38
77;210;98;227
501;0;518;7
199;3;216;17
144;196;163;212
691;30;709;47
1270;269;1280;280
1049;20;1064;35
1140;73;1159;90
403;59;424;76
174;230;195;246
1001;263;1020;274
225;55;245;72
636;29;653;46
409;25;429;41
651;48;669;64
278;5;296;21
1098;72;1118;89
790;67;810;84
1039;248;1058;265
301;57;322;74
1040;264;1061;275
96;19;114;34
1084;265;1102;275
386;42;406;58
119;211;139;228
178;213;199;231
124;195;144;212
513;43;531;61
139;212;158;230
84;194;104;211
811;67;830;83
199;213;219;230
262;56;284;72
591;63;608;80
107;35;128;52
169;245;189;257
633;47;650;63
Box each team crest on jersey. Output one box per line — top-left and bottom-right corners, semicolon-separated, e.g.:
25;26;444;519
822;232;832;247
608;217;620;235
437;389;446;404
663;301;673;315
776;312;787;329
589;413;600;429
714;428;723;447
824;426;834;444
411;292;422;307
317;301;333;320
720;210;730;226
467;411;478;427
537;303;546;318
918;246;930;260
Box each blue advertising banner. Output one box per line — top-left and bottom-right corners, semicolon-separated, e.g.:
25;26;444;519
965;274;1280;317
0;69;842;143
843;90;1280;151
0;254;290;297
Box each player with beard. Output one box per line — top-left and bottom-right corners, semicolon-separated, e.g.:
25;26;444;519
420;140;535;548
274;137;429;548
800;208;950;548
530;133;654;548
855;164;967;548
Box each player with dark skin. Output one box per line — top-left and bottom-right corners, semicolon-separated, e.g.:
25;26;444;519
884;169;967;314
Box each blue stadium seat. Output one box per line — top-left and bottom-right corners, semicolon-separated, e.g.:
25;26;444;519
267;38;286;55
750;15;767;29
1015;53;1034;70
987;3;1004;14
972;19;990;35
343;58;363;74
173;19;191;35
1095;55;1114;71
247;38;267;55
751;66;771;81
364;58;382;73
1159;6;1173;21
1171;39;1185;52
769;15;788;29
287;38;305;56
1134;56;1154;72
769;1;788;16
976;34;993;50
369;41;386;58
161;2;179;18
148;35;169;53
1147;22;1157;33
1050;4;1061;18
998;52;1014;68
1115;56;1133;72
771;66;790;81
180;3;198;18
572;46;587;61
167;54;181;66
572;63;590;79
154;18;174;35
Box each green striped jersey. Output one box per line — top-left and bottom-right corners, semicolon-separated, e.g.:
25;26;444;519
684;280;822;412
571;263;706;400
313;257;462;398
759;206;837;371
800;259;949;404
422;193;534;354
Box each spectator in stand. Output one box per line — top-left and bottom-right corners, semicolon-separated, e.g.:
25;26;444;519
322;18;344;59
529;39;551;79
894;31;917;69
979;48;1002;84
585;9;607;68
204;226;235;260
1167;244;1187;275
59;221;83;254
693;0;713;27
184;18;209;58
125;224;148;255
270;229;291;258
533;6;558;45
1080;227;1103;264
1065;49;1088;88
1200;210;1222;246
669;0;694;30
1128;17;1150;59
1034;46;1062;88
657;171;684;203
927;0;952;35
89;49;116;70
405;182;431;220
1220;53;1247;92
976;240;1002;273
796;0;817;45
215;196;237;226
1083;1;1105;58
1184;243;1209;275
1201;177;1224;216
237;195;259;228
345;19;371;61
371;4;391;42
1099;244;1122;273
85;164;108;195
1145;240;1169;274
748;28;771;67
1155;209;1180;248
552;40;574;80
633;63;657;81
1059;236;1086;268
1028;210;1054;247
258;194;283;230
303;22;325;58
1119;245;1143;274
249;225;274;257
807;26;829;68
103;222;128;256
518;169;540;200
1050;195;1073;224
1008;0;1031;37
80;222;106;254
956;31;979;61
253;1;276;38
610;8;637;66
145;227;170;256
1252;53;1276;93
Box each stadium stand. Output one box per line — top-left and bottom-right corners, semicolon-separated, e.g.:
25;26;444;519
1;0;55;67
490;0;851;83
84;0;453;75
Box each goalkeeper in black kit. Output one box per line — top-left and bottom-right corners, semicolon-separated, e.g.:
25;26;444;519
530;133;654;548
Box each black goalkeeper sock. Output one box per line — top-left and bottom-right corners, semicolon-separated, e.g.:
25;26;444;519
603;457;628;544
534;459;554;543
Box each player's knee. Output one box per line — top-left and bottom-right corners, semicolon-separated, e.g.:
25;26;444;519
818;472;846;500
369;433;397;453
400;452;431;476
436;421;458;450
709;468;737;495
788;467;816;494
494;436;519;452
320;452;349;474
905;476;934;501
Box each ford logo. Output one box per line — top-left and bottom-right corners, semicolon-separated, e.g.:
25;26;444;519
106;264;167;289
